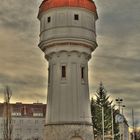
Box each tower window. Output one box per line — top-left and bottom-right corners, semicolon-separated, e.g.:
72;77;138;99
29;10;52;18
48;66;50;83
61;65;66;78
74;14;79;20
47;16;51;23
81;67;85;79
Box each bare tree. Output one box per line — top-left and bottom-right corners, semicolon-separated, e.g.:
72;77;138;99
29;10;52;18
3;86;13;140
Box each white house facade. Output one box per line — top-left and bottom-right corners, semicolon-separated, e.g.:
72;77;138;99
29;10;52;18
0;102;46;140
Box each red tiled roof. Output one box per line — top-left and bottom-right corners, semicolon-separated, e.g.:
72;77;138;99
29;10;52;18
0;103;46;118
39;0;97;14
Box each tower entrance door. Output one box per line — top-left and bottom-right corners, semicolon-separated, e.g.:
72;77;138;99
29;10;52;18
71;136;83;140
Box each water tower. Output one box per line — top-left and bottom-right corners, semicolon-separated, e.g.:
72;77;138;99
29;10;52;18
38;0;98;139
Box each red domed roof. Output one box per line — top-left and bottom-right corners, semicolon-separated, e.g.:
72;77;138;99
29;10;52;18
39;0;97;14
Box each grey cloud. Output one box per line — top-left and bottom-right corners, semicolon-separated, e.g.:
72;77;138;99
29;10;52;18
132;76;140;83
0;0;46;104
0;72;47;94
91;55;140;78
114;90;139;98
0;0;41;42
95;0;140;36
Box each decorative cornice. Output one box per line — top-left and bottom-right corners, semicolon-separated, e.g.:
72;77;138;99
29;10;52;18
45;50;91;61
39;26;96;37
45;121;93;126
39;41;97;52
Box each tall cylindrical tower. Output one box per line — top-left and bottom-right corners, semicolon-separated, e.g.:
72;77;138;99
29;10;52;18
38;0;98;140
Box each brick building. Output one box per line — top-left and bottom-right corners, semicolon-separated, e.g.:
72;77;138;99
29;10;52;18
0;102;46;140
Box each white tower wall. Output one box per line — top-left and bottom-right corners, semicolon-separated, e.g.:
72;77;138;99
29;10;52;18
38;7;98;140
39;8;97;51
46;48;91;124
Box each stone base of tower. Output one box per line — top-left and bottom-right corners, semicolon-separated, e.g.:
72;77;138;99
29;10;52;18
44;124;94;140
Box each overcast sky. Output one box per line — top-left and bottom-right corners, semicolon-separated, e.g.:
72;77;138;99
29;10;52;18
0;0;140;128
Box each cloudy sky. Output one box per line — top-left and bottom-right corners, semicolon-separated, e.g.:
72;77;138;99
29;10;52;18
0;0;140;128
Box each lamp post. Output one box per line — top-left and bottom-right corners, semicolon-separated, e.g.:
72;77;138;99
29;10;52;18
99;98;104;140
121;105;126;115
115;98;123;113
121;105;125;140
132;108;135;140
116;98;123;140
102;106;104;140
94;101;104;140
110;105;114;140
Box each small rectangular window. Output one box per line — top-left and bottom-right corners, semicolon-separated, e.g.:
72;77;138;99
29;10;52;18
62;66;66;78
48;66;50;83
74;14;79;20
48;16;51;23
35;120;38;124
81;67;85;79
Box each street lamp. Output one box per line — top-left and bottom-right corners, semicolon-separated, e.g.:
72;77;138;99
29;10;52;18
115;98;124;140
102;106;104;140
109;105;114;140
121;105;126;140
94;102;104;140
99;98;104;140
121;105;126;115
115;98;123;113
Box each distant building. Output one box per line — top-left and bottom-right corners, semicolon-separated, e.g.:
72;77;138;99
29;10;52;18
0;102;46;140
119;116;129;140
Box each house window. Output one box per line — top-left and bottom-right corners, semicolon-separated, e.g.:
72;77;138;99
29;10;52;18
61;65;66;78
35;120;38;124
74;14;79;20
47;16;51;23
19;120;23;124
81;67;85;79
